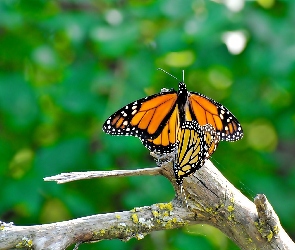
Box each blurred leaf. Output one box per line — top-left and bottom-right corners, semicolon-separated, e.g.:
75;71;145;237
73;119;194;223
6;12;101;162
9;148;34;179
169;229;215;250
185;224;234;250
90;23;139;57
0;74;39;131
40;198;71;223
34;136;89;176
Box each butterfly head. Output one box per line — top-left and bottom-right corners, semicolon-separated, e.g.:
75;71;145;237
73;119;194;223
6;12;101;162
178;82;187;94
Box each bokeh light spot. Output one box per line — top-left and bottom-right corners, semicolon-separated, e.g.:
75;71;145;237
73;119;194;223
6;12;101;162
257;0;275;9
9;148;34;179
208;66;232;90
247;120;278;151
66;23;84;43
32;46;57;68
40;199;71;223
222;31;247;55
105;9;123;26
224;0;244;12
164;50;195;67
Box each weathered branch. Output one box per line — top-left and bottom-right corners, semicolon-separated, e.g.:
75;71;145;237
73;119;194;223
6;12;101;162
1;160;294;250
44;167;161;184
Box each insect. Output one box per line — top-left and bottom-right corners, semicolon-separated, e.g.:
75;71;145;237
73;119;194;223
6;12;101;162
174;121;219;186
102;72;243;154
150;120;219;205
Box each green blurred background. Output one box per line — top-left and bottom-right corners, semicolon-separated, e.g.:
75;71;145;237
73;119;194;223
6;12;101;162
1;0;294;249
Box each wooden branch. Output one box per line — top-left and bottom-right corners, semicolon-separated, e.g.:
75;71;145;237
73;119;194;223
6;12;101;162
1;160;294;250
44;167;161;184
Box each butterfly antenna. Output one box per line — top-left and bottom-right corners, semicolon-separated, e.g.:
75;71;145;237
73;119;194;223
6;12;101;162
182;70;185;82
157;68;180;82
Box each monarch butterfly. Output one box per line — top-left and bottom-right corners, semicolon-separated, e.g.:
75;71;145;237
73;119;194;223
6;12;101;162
150;120;219;205
103;77;243;154
174;121;219;185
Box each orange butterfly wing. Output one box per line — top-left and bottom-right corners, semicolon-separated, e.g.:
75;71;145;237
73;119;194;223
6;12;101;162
141;105;180;153
188;92;243;142
202;124;220;158
103;90;178;141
